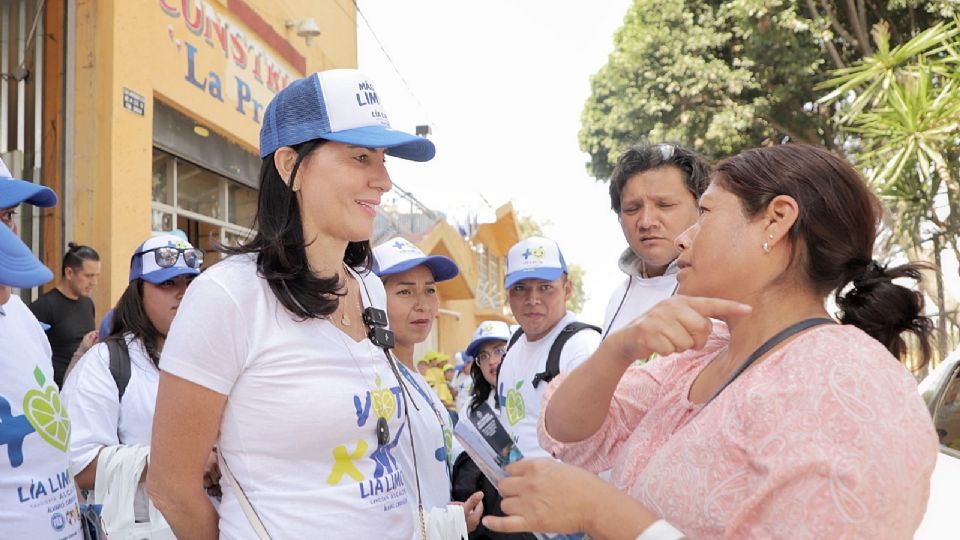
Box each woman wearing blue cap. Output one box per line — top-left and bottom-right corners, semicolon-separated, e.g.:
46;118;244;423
373;236;484;536
0;166;84;538
61;234;202;505
149;69;438;539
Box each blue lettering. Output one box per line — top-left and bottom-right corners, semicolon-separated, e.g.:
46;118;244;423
208;72;224;102
354;393;371;427
235;76;252;114
390;386;403;418
184;43;207;91
253;99;263;123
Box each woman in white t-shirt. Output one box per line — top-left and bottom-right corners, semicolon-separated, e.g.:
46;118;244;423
62;234;202;493
373;236;484;534
148;69;438;540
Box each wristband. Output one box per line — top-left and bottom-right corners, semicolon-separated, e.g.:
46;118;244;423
635;519;684;540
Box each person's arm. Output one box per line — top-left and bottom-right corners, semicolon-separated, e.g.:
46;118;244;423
60;344;120;490
147;372;226;540
544;296;750;443
482;459;664;539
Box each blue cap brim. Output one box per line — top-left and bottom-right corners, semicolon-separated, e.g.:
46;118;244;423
0;224;53;288
465;336;509;359
141;266;200;284
376;255;459;282
318;125;436;162
0;177;57;208
504;268;564;289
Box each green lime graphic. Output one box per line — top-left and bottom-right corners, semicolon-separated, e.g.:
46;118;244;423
505;381;525;426
23;385;71;452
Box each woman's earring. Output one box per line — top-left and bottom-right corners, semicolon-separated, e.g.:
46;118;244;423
291;176;301;192
762;234;773;254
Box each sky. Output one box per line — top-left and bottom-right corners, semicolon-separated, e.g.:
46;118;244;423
355;0;635;325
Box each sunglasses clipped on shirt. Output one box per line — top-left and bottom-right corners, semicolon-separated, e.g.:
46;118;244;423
140;246;204;269
477;347;507;364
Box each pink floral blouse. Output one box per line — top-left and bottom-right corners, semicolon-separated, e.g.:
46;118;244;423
539;323;938;539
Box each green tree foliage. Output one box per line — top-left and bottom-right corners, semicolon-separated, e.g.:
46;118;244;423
580;0;957;180
517;215;588;314
818;20;960;360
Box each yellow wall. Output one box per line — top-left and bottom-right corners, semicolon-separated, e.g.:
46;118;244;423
417;204;520;356
72;0;357;316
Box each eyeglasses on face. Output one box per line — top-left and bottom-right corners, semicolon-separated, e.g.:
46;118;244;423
476;347;507;364
140;246;204;269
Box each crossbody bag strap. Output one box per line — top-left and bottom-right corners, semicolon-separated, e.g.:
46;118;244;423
218;451;272;540
706;317;835;405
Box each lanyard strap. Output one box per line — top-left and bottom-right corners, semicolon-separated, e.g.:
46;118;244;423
706;317;835;405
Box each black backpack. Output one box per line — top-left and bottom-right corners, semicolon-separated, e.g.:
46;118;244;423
506;321;601;388
105;338;132;401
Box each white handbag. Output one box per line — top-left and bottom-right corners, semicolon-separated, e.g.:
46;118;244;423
93;445;175;540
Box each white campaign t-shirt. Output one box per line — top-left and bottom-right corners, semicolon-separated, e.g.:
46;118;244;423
601;273;678;339
0;295;82;539
61;335;158;473
497;311;601;459
161;255;413;539
395;362;453;511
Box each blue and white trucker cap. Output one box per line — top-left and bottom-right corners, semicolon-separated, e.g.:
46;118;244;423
0;156;57;208
0;222;53;288
259;69;435;162
128;234;202;284
373;236;459;282
504;236;568;289
464;320;512;358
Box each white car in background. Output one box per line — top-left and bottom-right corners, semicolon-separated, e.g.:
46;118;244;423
915;350;960;539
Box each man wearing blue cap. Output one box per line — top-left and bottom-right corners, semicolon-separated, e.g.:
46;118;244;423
497;237;601;462
0;164;83;538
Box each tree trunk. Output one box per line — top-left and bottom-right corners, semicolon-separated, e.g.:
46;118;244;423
934;235;948;367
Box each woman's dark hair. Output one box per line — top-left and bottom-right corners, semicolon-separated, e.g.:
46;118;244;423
224;139;373;320
107;280;165;365
468;357;498;414
62;242;100;276
608;142;711;214
713;144;933;365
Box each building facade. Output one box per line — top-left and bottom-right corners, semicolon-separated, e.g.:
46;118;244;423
4;0;512;358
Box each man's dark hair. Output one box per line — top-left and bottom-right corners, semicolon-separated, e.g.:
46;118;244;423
608;142;711;214
62;242;100;276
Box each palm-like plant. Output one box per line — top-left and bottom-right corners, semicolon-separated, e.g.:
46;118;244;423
818;19;960;363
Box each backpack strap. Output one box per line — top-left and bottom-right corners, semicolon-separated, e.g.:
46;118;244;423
531;322;601;389
506;327;524;351
105;338;132;402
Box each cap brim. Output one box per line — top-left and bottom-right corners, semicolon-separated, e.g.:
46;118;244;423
377;255;459;282
319;125;436;162
504;268;564;289
465;336;509;359
0;224;53;288
0;178;57;208
141;266;200;284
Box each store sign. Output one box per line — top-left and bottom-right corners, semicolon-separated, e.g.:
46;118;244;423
159;0;296;125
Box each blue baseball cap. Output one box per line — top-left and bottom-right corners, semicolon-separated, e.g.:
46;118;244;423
504;236;568;289
129;234;202;284
259;69;435;162
0;222;53;288
464;320;512;358
0;157;57;208
373;236;459;282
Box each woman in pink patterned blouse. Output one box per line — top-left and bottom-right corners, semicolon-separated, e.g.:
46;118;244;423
484;144;939;539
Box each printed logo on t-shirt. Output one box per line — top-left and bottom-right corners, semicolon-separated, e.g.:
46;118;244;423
500;380;526;426
326;374;409;512
0;366;71;468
